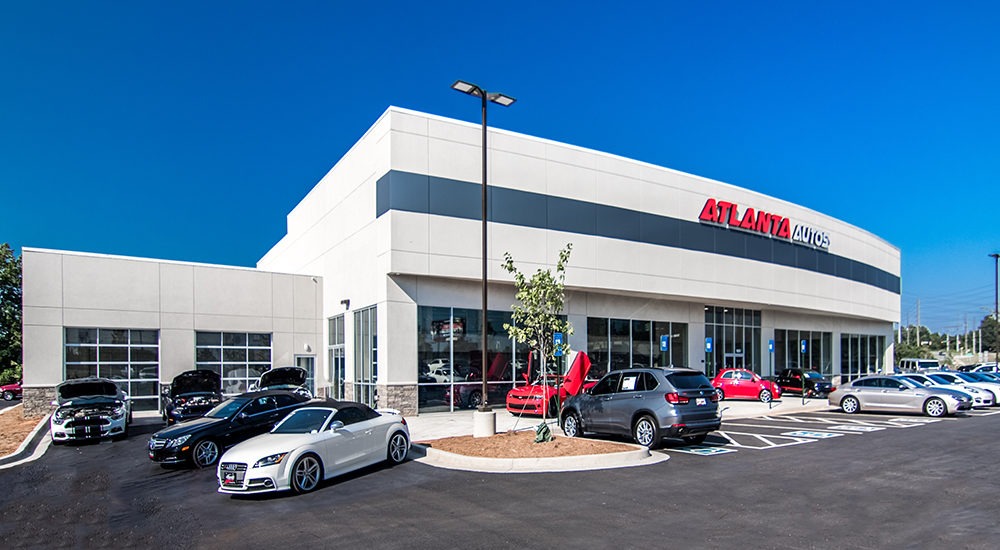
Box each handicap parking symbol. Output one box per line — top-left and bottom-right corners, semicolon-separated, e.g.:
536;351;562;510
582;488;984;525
782;431;843;439
674;446;737;456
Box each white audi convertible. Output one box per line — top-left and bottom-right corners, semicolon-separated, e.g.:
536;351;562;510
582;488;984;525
217;400;409;494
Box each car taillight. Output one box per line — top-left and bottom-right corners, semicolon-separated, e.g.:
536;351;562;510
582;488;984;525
400;417;407;425
709;392;719;403
830;386;837;392
665;393;690;405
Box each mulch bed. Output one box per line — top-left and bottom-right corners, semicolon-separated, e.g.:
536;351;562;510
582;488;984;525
418;430;638;459
0;405;46;456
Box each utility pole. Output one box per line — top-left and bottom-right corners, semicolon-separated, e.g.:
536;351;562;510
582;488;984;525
916;299;920;346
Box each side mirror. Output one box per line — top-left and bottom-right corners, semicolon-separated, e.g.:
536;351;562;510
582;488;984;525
329;420;345;431
236;412;249;423
50;400;58;406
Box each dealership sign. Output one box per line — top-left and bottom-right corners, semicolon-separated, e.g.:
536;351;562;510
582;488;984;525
698;198;830;250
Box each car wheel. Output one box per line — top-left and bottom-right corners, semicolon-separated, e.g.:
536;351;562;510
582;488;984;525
758;389;772;403
682;433;707;445
715;387;725;401
387;431;408;464
632;415;659;448
290;454;323;494
2;391;13;401
468;390;483;409
924;397;947;418
562;412;581;438
191;439;220;468
841;396;860;414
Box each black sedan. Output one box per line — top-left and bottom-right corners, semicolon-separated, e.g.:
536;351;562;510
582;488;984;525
774;368;833;398
161;369;223;425
147;390;310;468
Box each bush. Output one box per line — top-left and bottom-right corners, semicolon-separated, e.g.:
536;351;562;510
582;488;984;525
0;364;21;386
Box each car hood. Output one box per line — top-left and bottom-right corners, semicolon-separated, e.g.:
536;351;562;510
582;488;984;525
220;432;320;463
153;415;225;439
259;367;307;389
170;370;221;397
508;384;548;398
56;378;122;404
56;396;124;409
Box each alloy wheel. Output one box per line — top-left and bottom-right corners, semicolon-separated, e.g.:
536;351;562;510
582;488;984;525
388;433;408;463
563;414;579;437
634;418;655;447
294;456;321;492
193;440;219;467
925;398;946;417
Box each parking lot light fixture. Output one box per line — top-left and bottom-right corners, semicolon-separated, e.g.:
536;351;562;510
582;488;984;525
450;79;516;413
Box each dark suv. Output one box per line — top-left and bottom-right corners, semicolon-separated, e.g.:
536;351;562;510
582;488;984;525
148;390;310;468
560;367;721;447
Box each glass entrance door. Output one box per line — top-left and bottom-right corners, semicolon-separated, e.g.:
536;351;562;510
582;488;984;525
724;352;744;370
294;355;315;396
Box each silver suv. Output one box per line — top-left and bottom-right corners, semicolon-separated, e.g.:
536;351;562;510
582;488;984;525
560;368;721;447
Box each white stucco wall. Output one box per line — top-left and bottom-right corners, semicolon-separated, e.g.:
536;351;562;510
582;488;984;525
21;249;323;388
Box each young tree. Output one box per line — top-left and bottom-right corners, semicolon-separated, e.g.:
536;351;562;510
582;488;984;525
500;244;573;419
0;244;22;380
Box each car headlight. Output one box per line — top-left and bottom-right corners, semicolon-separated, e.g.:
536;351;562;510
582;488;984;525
54;409;73;422
253;453;289;468
168;434;191;448
111;405;126;420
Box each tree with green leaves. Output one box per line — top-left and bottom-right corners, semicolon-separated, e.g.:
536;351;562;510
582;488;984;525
0;244;22;385
500;243;573;419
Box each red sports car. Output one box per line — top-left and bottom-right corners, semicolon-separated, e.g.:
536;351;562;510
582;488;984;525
1;380;21;401
710;369;781;403
506;352;595;416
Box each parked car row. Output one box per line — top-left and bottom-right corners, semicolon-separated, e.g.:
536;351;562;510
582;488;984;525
827;371;1000;416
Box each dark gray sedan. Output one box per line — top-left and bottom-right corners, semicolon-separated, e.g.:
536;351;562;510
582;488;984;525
560;367;721;447
827;375;971;417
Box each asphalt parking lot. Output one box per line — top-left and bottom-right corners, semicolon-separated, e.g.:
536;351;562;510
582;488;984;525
1;408;999;549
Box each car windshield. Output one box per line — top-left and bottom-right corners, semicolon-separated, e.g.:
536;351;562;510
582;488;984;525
954;373;979;382
805;372;824;379
928;374;956;385
902;376;927;386
533;374;562;385
206;398;248;419
272;409;334;434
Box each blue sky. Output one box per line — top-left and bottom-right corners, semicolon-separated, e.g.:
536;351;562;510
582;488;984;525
1;2;997;334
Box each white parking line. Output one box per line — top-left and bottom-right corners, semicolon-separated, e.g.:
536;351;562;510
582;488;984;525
672;445;738;456
826;425;885;432
722;422;864;434
758;415;922;428
715;430;817;449
781;431;844;439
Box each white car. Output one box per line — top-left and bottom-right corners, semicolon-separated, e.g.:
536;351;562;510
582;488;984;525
50;377;132;443
899;374;994;408
932;372;1000;404
217;401;409;494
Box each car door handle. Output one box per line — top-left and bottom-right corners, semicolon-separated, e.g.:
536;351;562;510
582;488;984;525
633;395;643;399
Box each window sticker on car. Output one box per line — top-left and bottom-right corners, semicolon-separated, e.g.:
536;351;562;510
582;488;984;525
621;376;637;391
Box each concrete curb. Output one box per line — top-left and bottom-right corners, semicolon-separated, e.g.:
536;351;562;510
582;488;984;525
411;442;669;473
0;412;52;470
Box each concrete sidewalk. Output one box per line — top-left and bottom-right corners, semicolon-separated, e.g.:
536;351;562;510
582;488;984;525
406;397;832;442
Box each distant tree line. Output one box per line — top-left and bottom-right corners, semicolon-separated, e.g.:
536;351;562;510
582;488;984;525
0;244;21;385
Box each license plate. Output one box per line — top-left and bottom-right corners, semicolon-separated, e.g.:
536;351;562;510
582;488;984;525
696;398;707;406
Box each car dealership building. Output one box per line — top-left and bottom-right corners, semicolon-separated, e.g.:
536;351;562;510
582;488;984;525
22;107;900;416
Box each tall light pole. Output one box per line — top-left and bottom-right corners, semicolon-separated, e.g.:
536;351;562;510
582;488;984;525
991;253;999;361
451;80;516;414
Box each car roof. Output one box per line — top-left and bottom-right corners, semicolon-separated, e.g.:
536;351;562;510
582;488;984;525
234;389;311;400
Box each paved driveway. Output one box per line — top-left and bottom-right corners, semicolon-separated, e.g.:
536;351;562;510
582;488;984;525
1;410;998;549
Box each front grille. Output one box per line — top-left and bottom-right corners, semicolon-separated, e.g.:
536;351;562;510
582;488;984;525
66;416;108;428
149;438;167;450
507;403;538;411
219;462;248;488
